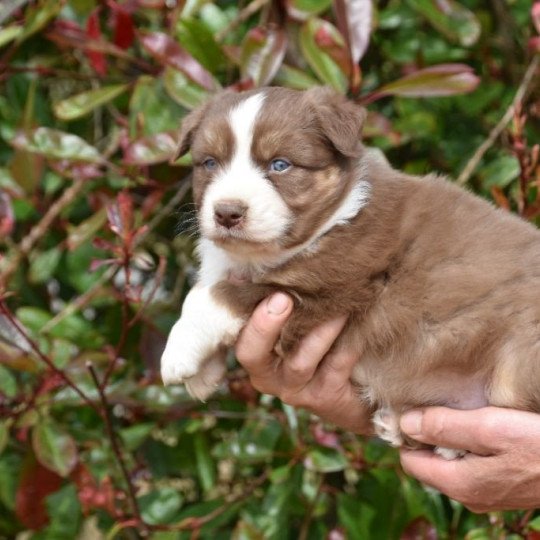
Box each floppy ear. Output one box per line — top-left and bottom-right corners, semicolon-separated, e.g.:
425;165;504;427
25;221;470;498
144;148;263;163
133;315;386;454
171;102;210;162
304;87;366;158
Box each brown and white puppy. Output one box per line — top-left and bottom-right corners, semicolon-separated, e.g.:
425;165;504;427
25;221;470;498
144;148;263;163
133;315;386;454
161;87;540;458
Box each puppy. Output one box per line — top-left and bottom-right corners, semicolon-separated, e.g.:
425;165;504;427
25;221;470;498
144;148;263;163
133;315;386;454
161;87;540;458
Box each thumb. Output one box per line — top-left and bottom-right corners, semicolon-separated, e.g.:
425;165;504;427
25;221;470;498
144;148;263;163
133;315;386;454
399;407;504;456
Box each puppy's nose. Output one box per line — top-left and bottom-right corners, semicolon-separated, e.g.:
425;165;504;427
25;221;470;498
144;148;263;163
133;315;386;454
214;200;247;229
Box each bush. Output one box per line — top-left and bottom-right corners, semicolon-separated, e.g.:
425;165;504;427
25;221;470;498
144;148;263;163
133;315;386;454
0;0;539;538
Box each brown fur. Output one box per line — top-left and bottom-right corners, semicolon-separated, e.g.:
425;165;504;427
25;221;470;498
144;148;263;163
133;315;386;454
178;87;540;424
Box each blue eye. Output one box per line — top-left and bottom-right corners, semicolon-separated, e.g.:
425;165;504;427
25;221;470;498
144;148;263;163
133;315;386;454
203;158;217;170
269;158;291;173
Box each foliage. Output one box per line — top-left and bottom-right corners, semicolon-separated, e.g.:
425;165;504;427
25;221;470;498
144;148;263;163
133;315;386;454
0;0;539;538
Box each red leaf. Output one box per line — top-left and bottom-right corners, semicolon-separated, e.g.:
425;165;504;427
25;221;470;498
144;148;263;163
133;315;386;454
86;9;107;76
35;372;64;398
106;191;134;243
311;423;342;449
72;464;120;516
109;1;135;49
0;191;14;236
15;456;63;530
401;517;437;540
139;31;217;90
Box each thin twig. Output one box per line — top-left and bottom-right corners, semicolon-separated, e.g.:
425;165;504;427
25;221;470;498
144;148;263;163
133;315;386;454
457;56;540;186
87;361;148;537
0;301;98;411
215;0;271;43
0;177;87;286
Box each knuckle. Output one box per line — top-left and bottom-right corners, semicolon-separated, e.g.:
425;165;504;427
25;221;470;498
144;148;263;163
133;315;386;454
423;409;447;440
287;359;313;377
279;389;305;407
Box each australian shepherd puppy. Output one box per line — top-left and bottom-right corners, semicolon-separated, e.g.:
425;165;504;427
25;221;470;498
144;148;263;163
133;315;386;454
161;87;540;458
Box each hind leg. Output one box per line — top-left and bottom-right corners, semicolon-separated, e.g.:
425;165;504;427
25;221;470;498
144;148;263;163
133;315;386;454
372;407;404;447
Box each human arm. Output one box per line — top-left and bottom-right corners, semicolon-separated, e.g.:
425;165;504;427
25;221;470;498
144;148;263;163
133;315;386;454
399;406;540;512
234;292;373;434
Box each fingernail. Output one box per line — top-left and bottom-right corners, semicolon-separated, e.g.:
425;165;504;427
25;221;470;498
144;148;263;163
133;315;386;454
400;410;423;436
267;293;290;315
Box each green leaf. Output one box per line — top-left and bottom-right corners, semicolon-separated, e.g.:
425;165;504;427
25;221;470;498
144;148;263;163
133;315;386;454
337;493;376;540
29;247;62;284
130;76;185;137
0;454;20;510
66;208;107;251
194;431;216;494
0;364;17;399
163;67;210;110
529;516;540;531
0;420;10;455
0;25;23;48
304;446;348;473
176;18;227;73
376;64;480;98
480;155;520;189
120;423;154;451
11;127;103;163
407;0;481;47
45;484;82;539
32;421;78;477
299;18;347;92
15;0;63;45
273;64;319;89
16;306;51;333
139;488;183;525
287;0;333;20
53;84;129;121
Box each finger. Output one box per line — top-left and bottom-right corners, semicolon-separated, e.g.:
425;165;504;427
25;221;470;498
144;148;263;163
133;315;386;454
399;407;503;456
316;346;359;383
235;293;293;376
400;448;475;498
281;316;347;391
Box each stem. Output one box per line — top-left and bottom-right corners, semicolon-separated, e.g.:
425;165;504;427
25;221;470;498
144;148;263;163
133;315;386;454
457;56;539;186
0;301;99;412
87;361;148;537
0;177;87;286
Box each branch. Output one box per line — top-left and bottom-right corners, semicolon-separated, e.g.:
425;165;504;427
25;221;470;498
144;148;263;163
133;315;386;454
0;301;98;411
457;55;540;186
0;177;87;286
87;361;148;536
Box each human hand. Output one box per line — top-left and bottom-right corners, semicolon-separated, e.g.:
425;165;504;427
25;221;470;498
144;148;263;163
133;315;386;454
399;406;540;512
235;292;373;434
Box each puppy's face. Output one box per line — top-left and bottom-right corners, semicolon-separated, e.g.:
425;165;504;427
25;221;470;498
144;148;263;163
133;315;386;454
175;87;366;262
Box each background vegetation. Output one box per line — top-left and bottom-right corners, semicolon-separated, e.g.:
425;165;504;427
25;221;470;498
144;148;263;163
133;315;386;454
0;0;539;538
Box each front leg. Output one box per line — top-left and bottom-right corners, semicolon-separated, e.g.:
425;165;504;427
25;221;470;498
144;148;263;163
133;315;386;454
161;283;245;400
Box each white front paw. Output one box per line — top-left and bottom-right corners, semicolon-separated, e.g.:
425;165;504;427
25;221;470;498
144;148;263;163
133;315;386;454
160;318;204;386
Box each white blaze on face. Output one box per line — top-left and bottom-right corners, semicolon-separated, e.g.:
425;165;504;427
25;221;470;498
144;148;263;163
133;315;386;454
200;92;292;244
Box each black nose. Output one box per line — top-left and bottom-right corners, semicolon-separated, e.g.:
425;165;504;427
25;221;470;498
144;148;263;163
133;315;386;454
214;200;247;229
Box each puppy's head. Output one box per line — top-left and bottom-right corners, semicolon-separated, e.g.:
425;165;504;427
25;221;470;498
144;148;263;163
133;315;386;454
175;87;367;262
